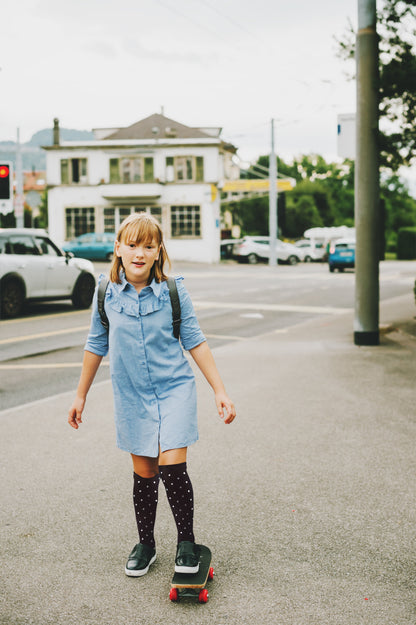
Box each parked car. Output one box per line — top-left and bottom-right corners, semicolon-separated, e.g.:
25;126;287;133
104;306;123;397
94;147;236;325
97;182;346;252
0;228;96;318
294;239;326;262
63;232;116;261
220;238;242;259
234;236;301;265
328;238;356;272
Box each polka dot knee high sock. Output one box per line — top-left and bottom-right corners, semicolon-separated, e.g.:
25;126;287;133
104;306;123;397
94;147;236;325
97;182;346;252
133;472;160;548
159;463;195;544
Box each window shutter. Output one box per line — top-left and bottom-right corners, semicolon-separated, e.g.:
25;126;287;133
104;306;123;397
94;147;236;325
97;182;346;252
109;158;120;183
196;156;204;182
61;159;69;184
166;157;174;182
144;157;154;182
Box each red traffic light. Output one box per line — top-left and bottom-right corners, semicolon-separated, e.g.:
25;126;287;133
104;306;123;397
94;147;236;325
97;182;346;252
0;163;12;200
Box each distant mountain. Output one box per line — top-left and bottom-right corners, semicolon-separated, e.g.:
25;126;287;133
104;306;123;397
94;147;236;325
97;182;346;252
0;127;94;170
28;128;94;147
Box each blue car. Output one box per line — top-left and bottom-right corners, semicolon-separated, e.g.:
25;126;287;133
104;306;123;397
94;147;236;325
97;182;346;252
63;232;116;261
328;238;355;272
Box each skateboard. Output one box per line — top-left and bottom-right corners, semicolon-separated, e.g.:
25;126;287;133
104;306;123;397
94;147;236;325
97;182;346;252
169;544;214;603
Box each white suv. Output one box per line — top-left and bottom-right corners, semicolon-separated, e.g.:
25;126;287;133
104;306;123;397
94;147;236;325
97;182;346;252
294;239;326;262
0;228;96;318
234;236;301;265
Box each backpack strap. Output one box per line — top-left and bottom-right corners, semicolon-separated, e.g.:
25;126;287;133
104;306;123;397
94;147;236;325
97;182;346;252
97;278;110;330
167;277;181;340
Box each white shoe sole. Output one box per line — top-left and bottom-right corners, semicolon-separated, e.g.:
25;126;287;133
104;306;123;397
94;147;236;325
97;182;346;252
125;553;156;577
174;563;199;574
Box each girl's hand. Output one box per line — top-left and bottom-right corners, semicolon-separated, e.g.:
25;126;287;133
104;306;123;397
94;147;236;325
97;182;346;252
215;392;236;424
68;396;85;429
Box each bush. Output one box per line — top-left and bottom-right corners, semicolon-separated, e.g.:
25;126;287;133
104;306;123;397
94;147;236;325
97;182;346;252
397;227;416;259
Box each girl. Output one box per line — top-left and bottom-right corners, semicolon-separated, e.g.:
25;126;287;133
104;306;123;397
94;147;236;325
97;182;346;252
68;213;236;578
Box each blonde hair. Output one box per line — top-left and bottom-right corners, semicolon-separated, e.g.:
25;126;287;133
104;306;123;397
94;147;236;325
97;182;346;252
110;213;170;284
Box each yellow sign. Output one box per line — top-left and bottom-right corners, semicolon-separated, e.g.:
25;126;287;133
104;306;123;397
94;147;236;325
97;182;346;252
222;179;293;193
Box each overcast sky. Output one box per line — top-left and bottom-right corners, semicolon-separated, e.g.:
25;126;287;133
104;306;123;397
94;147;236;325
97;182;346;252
1;0;358;163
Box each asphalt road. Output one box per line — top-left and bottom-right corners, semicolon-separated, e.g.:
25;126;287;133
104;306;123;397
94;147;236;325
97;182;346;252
0;260;415;411
1;266;415;625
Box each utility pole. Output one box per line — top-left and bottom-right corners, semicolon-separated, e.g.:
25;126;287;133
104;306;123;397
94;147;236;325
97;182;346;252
15;128;24;228
269;118;278;266
354;0;379;345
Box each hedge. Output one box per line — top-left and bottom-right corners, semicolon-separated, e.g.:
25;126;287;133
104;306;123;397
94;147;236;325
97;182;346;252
397;227;416;260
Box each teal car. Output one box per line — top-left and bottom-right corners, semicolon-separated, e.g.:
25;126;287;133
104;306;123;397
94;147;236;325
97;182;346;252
63;232;115;261
328;238;356;272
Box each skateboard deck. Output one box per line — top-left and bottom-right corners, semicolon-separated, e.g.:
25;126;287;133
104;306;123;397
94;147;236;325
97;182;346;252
169;545;214;603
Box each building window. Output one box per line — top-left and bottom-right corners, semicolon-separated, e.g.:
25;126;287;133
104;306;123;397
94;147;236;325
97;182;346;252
171;206;201;238
165;156;204;183
103;206;162;233
60;158;88;184
109;157;154;183
65;207;95;239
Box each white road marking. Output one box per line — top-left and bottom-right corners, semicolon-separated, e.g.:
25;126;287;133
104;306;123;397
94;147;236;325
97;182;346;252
0;325;91;345
194;301;352;315
1;299;351;346
0;309;88;325
240;313;264;319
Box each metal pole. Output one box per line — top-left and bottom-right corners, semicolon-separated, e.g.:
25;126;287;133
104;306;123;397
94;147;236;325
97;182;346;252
15;128;24;228
269;119;278;266
354;0;379;345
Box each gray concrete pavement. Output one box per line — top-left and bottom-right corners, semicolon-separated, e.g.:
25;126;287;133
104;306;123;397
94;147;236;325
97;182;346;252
1;292;415;624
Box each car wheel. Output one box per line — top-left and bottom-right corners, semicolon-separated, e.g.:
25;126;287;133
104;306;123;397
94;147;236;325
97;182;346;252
72;273;95;309
304;255;312;263
287;255;298;265
247;253;259;264
329;265;335;273
1;279;25;318
106;252;113;262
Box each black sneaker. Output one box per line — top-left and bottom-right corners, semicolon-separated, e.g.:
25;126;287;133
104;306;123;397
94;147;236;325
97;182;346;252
175;541;200;574
125;543;156;577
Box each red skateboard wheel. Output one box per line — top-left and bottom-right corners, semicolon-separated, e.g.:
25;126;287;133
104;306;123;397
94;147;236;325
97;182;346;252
169;588;178;602
198;588;209;603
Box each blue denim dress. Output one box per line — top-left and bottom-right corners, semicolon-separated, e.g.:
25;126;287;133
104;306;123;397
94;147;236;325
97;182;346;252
85;273;206;457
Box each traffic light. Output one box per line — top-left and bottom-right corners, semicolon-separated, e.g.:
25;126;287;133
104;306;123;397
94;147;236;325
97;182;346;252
0;163;12;200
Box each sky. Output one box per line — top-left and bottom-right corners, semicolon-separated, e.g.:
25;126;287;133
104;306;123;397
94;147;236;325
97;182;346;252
1;0;359;165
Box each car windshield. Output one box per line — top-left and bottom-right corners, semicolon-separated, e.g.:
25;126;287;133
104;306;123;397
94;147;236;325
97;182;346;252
336;242;355;249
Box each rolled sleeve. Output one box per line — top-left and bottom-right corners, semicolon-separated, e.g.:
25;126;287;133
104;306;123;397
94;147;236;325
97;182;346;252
84;283;109;357
176;278;206;351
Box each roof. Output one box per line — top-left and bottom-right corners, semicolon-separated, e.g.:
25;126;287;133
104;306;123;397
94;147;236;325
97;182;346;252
105;113;216;141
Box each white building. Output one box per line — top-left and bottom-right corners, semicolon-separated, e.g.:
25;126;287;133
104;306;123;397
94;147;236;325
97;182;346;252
45;113;238;263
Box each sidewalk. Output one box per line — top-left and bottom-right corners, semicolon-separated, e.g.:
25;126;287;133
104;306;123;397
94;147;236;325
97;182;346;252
1;294;415;625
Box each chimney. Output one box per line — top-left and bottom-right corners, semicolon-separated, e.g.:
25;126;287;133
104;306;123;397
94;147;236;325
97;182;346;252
53;118;60;146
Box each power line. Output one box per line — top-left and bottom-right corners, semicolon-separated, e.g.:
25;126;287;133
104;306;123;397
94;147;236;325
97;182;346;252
153;0;234;46
194;0;263;44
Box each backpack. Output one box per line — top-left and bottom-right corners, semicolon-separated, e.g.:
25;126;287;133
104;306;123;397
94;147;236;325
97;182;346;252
97;277;181;339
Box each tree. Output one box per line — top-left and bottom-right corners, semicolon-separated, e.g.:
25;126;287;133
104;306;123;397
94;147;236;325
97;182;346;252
337;0;416;170
225;152;416;245
36;190;48;228
285;194;323;238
